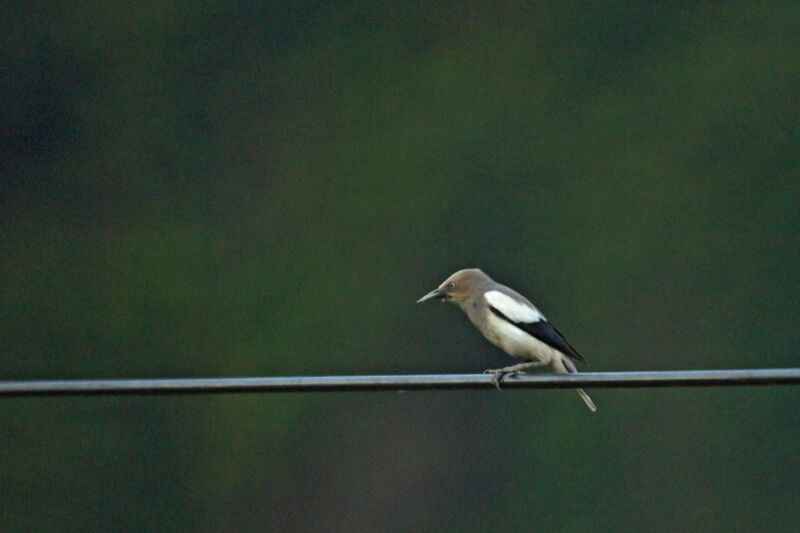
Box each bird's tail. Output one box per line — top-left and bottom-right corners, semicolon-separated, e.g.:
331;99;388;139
576;388;597;412
559;356;597;413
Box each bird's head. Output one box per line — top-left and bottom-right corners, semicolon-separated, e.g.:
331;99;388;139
416;268;488;306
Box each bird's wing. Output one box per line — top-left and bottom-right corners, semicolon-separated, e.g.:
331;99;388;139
485;290;585;362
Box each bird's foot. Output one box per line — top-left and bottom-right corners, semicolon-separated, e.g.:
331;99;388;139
483;361;547;390
483;367;526;390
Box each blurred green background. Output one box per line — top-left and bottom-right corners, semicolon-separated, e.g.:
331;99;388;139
2;1;799;531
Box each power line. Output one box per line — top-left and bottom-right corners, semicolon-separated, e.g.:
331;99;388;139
1;368;799;397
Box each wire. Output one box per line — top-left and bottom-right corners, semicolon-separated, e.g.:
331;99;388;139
1;368;799;397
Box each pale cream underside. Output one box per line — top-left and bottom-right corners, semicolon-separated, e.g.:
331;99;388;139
484;312;568;372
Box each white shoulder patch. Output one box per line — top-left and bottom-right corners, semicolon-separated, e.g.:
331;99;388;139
484;290;544;323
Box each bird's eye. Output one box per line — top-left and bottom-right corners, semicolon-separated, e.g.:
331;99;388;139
449;282;456;289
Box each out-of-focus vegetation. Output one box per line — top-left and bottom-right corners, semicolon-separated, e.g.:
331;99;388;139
2;2;798;531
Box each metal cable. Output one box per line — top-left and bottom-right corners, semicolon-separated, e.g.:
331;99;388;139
1;368;799;397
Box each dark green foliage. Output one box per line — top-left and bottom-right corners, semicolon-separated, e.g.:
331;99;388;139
2;2;799;531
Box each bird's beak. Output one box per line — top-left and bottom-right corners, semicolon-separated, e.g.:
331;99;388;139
416;289;448;303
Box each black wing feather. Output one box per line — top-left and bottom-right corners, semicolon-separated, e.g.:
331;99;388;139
489;306;585;362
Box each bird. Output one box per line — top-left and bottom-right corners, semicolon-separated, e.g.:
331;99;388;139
417;268;597;412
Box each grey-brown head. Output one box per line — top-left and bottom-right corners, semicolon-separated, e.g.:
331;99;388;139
416;268;491;306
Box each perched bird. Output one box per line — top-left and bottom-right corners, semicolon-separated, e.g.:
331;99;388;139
417;268;596;412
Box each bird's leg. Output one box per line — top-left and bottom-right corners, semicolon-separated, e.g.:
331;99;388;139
483;361;547;390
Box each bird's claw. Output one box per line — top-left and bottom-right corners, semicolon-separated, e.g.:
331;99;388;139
484;368;525;390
